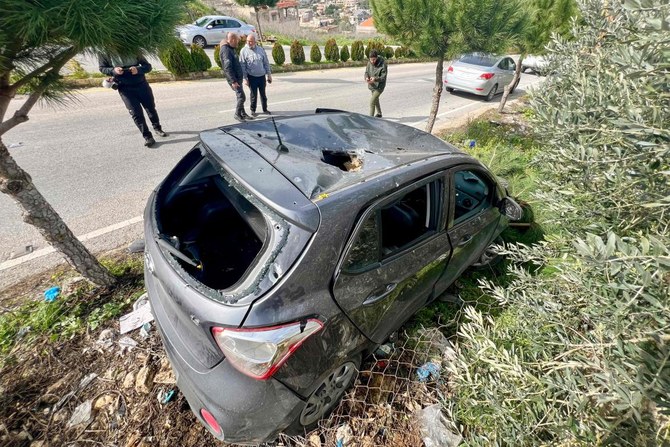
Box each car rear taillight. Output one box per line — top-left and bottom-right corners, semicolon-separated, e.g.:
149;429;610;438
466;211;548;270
479;72;495;80
447;66;453;73
212;320;323;380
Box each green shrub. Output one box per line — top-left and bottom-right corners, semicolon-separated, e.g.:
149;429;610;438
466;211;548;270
324;38;339;62
310;44;322;63
394;46;404;58
272;42;285;66
190;44;212;71
448;1;670;445
66;59;89;79
159;37;195;76
213;44;222;68
365;39;385;58
340;45;350;63
384;46;394;59
351;40;365;61
289;40;305;65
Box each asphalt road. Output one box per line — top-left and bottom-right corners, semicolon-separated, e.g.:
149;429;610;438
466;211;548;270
0;62;541;287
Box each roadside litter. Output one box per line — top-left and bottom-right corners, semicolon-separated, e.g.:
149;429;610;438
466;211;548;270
374;343;394;359
335;423;353;447
416;362;441;382
417;404;462;447
44;286;60;302
157;388;176;405
67;399;93;428
118;336;138;354
96;329;115;350
119;293;153;334
139;322;152;339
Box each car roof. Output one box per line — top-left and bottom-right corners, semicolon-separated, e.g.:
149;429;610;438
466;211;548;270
200;15;243;21
456;53;505;67
207;111;465;200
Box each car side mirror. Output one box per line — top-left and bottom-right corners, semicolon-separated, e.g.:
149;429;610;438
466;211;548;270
499;197;523;221
206;25;213;29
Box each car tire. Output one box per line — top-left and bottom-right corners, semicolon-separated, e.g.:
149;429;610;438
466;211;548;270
485;84;498;102
446;87;454;92
287;358;359;434
509;79;520;94
193;35;207;47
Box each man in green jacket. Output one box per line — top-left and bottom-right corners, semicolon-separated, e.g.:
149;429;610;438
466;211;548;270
364;50;387;118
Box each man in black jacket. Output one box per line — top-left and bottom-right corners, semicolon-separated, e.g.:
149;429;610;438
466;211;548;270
99;54;168;147
220;32;252;122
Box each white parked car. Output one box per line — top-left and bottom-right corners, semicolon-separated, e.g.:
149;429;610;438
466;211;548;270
176;16;256;47
443;53;519;101
521;55;549;74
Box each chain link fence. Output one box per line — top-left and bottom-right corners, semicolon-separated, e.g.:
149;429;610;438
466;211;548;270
276;326;456;447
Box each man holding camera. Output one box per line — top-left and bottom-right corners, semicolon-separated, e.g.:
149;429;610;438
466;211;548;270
99;54;168;147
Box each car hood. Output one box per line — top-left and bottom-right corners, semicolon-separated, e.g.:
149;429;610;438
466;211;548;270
176;24;201;32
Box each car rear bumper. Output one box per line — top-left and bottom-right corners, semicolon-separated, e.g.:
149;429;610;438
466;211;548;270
148;273;304;444
443;75;493;96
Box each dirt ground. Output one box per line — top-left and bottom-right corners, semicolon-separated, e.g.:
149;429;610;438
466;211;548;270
0;261;452;447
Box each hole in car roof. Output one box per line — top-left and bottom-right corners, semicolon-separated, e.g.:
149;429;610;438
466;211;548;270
217;113;459;199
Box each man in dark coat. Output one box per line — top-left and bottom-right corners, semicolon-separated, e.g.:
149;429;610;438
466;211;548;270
99;54;168;147
364;49;388;118
220;32;252;122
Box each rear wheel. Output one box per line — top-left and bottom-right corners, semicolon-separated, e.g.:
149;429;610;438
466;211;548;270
193;35;207;47
287;359;358;434
485;84;498;102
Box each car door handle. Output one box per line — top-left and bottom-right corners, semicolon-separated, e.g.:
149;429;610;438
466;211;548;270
457;235;473;246
363;283;398;306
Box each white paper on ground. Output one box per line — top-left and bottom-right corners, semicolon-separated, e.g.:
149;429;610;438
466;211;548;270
119;301;154;334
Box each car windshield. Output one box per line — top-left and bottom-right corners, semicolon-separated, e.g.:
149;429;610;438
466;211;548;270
194;17;211;27
459;54;498;67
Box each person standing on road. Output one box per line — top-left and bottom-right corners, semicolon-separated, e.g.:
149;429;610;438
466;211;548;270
239;34;272;117
364;49;387;118
220;32;252;122
98;54;168;148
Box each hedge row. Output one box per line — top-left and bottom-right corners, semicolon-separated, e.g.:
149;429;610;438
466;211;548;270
155;37;416;76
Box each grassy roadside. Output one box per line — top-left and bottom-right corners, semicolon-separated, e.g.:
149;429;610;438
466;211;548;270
0;253;145;364
406;105;545;337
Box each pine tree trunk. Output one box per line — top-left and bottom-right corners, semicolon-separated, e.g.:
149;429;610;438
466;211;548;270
425;56;444;134
255;7;264;41
498;54;524;113
0;139;116;287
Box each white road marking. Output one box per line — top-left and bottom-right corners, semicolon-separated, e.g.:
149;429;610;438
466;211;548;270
0;216;143;271
218;97;313;113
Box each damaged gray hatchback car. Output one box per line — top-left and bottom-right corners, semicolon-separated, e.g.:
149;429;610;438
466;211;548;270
144;110;522;444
